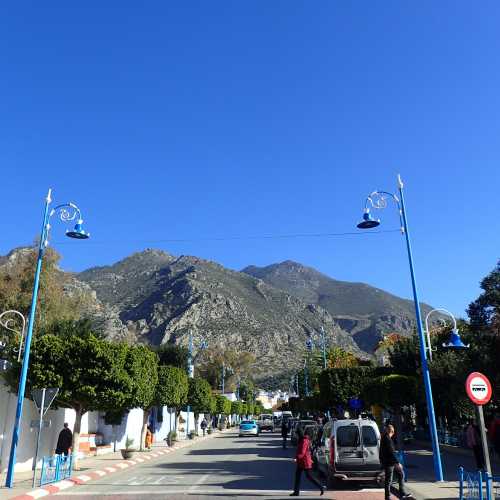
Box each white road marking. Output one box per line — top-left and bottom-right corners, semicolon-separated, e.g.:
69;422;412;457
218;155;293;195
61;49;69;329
188;473;210;491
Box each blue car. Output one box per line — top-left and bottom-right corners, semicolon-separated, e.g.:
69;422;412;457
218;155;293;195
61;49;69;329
239;420;259;437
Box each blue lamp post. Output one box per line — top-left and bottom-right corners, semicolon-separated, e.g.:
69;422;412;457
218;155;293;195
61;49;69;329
5;189;89;488
357;175;445;481
304;338;313;397
320;327;327;370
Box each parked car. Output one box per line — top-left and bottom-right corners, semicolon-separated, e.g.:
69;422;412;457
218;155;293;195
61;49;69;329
290;419;316;446
314;418;383;486
239;420;259;437
257;414;274;432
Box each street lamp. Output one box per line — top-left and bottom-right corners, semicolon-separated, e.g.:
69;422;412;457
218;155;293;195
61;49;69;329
357;174;445;481
304;338;313;397
0;310;27;363
320;327;327;370
424;308;469;360
5;189;89;488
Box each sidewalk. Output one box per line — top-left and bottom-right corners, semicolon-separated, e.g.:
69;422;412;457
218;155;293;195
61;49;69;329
402;442;500;500
0;429;227;500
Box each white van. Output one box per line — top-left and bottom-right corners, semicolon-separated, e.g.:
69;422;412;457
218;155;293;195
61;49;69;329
316;419;383;486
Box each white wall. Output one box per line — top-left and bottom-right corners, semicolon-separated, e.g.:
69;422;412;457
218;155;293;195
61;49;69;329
0;383;88;473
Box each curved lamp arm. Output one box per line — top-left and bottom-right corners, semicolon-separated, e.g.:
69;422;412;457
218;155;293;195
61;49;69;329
424;308;458;360
45;201;88;246
363;190;404;232
0;311;26;362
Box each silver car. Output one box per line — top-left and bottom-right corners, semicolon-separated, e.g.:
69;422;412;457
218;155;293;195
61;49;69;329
315;419;383;486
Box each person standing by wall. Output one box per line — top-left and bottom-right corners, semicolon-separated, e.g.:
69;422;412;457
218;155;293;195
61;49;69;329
55;423;73;457
380;424;411;500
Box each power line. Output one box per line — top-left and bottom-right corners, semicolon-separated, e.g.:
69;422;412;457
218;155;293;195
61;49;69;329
54;228;401;246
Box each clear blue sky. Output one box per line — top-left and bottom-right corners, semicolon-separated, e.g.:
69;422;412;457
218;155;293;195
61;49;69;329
1;1;499;317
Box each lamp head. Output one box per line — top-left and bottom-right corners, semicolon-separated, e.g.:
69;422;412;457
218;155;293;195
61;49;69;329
442;329;469;349
357;209;380;229
66;220;90;239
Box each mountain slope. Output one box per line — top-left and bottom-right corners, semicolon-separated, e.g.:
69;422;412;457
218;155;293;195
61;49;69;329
242;260;435;351
78;250;361;378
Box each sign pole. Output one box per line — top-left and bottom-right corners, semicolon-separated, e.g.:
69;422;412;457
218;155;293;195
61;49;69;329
476;405;492;477
32;388;46;488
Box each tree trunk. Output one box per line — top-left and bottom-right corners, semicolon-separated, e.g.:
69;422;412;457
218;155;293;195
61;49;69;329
140;409;150;451
72;407;84;470
194;413;199;435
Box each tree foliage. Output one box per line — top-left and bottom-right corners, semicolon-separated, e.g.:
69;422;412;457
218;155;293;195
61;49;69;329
215;395;231;415
327;347;359;368
155;344;189;371
0;248;89;336
187;377;214;415
468;260;500;334
156;365;189;408
125;345;158;411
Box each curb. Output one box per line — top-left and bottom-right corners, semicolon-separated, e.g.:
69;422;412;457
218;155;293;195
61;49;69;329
10;432;226;500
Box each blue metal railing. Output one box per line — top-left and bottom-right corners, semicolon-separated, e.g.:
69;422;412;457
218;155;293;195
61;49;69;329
40;454;73;486
459;467;500;500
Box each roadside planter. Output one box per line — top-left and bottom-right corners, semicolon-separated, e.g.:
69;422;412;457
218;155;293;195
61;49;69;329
120;436;136;460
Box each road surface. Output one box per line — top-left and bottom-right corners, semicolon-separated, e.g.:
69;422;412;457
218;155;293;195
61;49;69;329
55;431;387;499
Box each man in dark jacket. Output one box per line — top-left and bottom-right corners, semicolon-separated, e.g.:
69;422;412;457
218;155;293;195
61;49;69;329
55;423;73;456
380;425;411;500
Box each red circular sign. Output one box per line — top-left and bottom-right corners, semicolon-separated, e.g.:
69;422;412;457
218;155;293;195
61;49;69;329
466;372;492;405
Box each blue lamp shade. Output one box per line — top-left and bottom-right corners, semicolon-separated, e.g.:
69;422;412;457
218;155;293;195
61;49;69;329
357;210;380;229
66;220;90;239
442;329;469;349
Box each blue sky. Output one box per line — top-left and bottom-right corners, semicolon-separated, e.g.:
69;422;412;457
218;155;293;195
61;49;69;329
1;1;499;316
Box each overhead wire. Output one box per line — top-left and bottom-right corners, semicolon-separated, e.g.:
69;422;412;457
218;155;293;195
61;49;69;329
54;228;401;246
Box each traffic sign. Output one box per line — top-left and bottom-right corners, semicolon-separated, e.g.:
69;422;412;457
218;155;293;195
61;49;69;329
348;398;364;410
30;420;51;429
32;388;59;416
465;372;492;406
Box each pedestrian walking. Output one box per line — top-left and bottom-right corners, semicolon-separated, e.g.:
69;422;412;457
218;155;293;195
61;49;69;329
281;420;290;449
201;418;208;437
466;419;485;469
488;413;500;460
55;423;73;457
290;427;324;497
380;424;411;500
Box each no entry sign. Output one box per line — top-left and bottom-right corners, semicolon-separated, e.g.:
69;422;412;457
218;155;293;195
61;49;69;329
465;372;492;406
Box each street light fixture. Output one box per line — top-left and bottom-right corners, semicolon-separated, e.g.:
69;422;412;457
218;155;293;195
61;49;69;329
5;189;89;488
0;310;27;362
357;174;444;482
424;308;469;360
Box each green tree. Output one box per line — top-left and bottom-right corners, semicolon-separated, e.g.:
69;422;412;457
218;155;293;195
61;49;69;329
240;402;248;417
155;344;189;371
468;260;500;334
156;365;189;409
215;395;229;415
0;249;89;335
327;347;359;368
125;345;158;450
187;378;214;431
254;400;264;416
363;374;418;450
239;380;256;403
231;400;242;417
9;325;133;468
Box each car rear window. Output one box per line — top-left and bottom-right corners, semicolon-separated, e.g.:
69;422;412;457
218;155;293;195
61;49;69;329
241;421;254;425
362;426;378;446
337;426;360;447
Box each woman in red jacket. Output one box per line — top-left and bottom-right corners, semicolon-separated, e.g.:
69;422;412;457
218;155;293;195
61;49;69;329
290;427;324;496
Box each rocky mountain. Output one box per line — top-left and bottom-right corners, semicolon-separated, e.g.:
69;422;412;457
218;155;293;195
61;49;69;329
78;250;362;379
242;260;435;351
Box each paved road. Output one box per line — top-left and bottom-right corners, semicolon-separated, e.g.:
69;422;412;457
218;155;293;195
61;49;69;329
55;431;388;499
